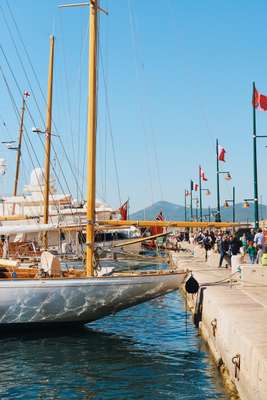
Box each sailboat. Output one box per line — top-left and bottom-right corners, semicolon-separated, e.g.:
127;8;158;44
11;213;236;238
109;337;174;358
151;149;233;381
0;1;186;329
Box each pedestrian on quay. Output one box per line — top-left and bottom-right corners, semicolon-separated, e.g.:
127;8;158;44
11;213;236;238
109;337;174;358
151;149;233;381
230;234;242;272
218;235;230;268
254;228;265;249
210;231;216;248
256;244;263;265
240;233;247;255
246;241;257;264
203;232;212;261
249;228;255;242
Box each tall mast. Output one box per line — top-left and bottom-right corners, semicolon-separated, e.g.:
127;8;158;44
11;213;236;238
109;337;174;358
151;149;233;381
86;0;98;276
43;35;55;249
13;94;26;197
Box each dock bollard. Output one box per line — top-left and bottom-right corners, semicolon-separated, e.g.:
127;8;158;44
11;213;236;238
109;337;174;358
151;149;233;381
185;274;199;294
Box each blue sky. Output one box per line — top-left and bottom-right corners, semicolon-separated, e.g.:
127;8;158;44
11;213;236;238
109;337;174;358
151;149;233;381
1;0;267;212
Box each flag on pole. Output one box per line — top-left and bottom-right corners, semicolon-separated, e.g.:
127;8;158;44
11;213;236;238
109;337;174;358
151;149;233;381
200;168;208;181
218;145;226;162
253;86;267;111
191;180;199;191
155;210;164;221
24;91;30;98
119;200;128;220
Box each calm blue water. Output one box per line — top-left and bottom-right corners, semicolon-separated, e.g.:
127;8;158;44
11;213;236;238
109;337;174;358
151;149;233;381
0;292;229;400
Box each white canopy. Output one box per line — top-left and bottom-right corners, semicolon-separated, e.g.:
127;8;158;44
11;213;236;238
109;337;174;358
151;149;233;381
0;223;57;236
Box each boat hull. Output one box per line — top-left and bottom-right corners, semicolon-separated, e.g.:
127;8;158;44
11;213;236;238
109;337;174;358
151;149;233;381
0;272;186;328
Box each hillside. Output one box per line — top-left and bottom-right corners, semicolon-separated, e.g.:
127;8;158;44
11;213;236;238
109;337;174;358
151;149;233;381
130;200;267;222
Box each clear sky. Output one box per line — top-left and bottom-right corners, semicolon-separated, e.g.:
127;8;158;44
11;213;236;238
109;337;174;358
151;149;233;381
1;0;267;213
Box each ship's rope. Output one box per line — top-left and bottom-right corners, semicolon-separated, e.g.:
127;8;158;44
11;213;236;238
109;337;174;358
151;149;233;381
1;3;85;225
127;0;154;205
58;14;77;184
5;1;85;205
0;45;63;219
0;65;54;222
0;12;67;214
127;0;165;205
99;45;122;205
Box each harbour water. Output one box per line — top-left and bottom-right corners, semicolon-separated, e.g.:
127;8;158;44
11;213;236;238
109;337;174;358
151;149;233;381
0;292;229;400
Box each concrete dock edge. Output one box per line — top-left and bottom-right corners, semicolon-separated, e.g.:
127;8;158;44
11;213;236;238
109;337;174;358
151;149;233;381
171;246;267;400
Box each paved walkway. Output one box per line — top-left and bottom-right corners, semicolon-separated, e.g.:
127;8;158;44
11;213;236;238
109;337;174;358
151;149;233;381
170;245;267;400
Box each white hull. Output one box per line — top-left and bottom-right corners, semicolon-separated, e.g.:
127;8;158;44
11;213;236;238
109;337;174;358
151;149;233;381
0;272;186;328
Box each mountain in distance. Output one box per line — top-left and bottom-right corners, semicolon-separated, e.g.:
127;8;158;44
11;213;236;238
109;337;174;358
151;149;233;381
130;200;267;222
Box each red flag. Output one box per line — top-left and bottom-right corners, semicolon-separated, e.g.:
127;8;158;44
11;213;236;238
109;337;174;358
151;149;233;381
218;145;226;162
200;168;208;181
24;91;30;98
194;183;199;191
253;86;267;111
119;200;128;220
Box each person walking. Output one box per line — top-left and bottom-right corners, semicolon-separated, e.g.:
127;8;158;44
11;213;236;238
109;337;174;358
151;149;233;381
240;233;247;254
203;232;212;261
256;245;263;264
246;241;257;264
219;235;230;268
230;234;242;272
254;228;265;249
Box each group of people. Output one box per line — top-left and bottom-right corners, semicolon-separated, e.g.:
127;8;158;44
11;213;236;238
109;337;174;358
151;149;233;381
193;228;267;267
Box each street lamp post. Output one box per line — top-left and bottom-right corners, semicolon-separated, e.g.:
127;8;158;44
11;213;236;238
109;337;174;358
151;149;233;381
192;197;199;221
200;188;211;221
243;197;254;225
252;81;267;229
199;166;202;222
190;180;193;221
224;186;236;223
184;189;187;222
216;139;221;222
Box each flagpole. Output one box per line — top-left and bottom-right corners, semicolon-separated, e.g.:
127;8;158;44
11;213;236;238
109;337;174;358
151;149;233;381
196;201;198;221
233;186;235;223
199;166;202;222
216;138;221;222
253;81;259;229
184;190;187;221
190;180;193;221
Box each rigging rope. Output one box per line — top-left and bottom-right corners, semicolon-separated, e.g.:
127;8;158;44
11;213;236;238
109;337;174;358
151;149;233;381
127;0;158;205
99;45;121;205
0;65;54;222
5;0;85;205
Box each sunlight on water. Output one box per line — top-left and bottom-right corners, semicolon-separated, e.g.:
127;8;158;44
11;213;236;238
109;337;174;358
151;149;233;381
0;292;229;399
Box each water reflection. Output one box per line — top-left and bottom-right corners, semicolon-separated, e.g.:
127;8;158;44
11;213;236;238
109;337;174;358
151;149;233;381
0;293;228;399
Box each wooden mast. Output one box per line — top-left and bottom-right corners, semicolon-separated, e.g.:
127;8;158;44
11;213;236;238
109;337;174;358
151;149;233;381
13;95;26;197
43;35;55;249
86;0;98;276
